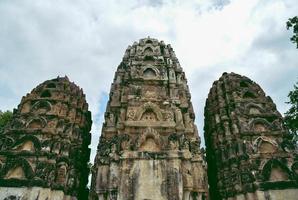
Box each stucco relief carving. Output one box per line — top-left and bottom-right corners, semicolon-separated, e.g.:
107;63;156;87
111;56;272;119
174;107;184;129
143;90;158;100
31;100;52;114
142;65;160;80
26;117;47;129
126;108;135;120
163;110;174;121
253;136;278;154
135;102;163;121
137;127;161;152
204;73;297;200
91;38;208;200
0;77;92;199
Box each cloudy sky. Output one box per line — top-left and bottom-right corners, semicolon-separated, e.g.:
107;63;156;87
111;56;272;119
0;0;297;163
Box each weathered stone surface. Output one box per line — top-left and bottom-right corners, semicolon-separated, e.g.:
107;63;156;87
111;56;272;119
0;187;66;200
2;38;297;200
0;76;92;200
90;37;208;200
204;72;298;200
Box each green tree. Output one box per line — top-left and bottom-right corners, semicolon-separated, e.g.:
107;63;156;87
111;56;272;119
0;110;13;132
286;16;298;48
284;82;298;135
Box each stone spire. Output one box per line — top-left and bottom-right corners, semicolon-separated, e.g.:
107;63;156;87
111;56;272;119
90;38;208;200
204;72;298;200
0;76;92;200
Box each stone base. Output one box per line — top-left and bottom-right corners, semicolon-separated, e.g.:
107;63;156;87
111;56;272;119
227;189;298;200
0;187;74;200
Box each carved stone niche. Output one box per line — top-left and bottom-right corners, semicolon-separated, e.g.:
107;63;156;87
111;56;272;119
243;90;257;99
5;166;26;179
168;133;180;150
2;158;34;180
40;90;52;98
138;127;161;152
259;141;277;154
26;117;46;129
143;55;155;64
255;123;266;132
106;112;115;127
31;100;52;114
245;103;264;115
142;66;159;80
253;137;278;154
135;102;163;121
20;102;31;114
174;107;184;130
14;138;37;152
270;166;289;181
262;159;290;182
56;162;68;185
249;118;271;133
141;110;157;121
143;46;154;55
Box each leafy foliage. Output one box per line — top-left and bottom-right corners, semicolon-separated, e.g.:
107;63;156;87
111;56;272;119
284;82;298;135
0;110;13;132
286;16;298;48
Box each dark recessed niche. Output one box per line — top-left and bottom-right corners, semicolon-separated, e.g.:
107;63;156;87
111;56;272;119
144;55;155;61
243;91;256;98
46;83;56;88
240;81;249;87
40;90;51;98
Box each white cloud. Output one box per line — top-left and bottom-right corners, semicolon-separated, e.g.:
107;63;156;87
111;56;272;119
0;0;297;161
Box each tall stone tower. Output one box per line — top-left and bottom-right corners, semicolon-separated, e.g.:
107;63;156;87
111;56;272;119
0;76;92;200
90;38;208;200
204;72;298;200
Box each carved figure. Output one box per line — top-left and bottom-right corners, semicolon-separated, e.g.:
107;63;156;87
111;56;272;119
174;107;185;129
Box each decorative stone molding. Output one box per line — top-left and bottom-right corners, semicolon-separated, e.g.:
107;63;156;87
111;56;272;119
135;102;163;121
0;76;92;200
204;73;298;200
91;38;208;200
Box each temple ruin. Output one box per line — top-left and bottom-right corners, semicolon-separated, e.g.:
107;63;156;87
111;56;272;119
204;72;298;200
0;77;92;199
89;38;208;200
0;38;297;200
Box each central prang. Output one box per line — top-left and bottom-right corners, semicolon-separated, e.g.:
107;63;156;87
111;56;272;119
89;37;208;200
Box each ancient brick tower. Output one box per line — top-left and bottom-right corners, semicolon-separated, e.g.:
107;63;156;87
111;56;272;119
90;38;208;200
0;76;92;200
204;72;298;200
